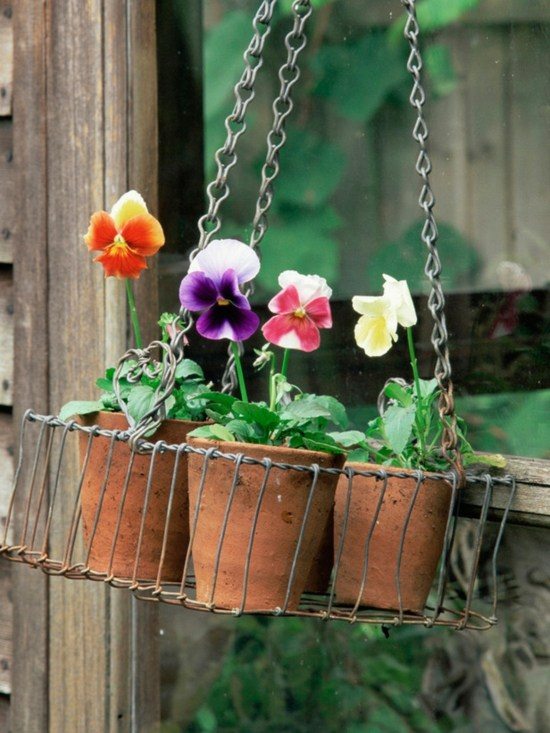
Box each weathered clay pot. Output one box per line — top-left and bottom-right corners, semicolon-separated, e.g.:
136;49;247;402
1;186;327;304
187;438;345;611
333;463;452;612
79;412;202;582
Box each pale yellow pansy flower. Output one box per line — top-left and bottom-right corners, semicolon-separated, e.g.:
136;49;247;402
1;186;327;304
352;295;398;357
382;274;417;327
352;275;417;357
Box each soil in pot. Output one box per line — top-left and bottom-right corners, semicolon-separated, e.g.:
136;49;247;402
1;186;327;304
187;438;345;611
333;464;452;613
79;412;203;582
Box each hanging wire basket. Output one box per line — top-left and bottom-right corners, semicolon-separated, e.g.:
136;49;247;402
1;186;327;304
0;0;518;630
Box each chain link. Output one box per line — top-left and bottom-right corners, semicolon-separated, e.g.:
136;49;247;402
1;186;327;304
192;0;278;261
401;0;462;476
221;0;313;393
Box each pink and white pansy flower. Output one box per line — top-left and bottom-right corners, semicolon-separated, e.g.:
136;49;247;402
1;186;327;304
262;270;333;352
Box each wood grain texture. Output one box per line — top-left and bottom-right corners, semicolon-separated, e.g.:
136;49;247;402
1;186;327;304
0;120;13;263
0;412;13;539
0;2;13;117
12;0;49;729
0;563;11;695
0;270;12;406
127;3;161;728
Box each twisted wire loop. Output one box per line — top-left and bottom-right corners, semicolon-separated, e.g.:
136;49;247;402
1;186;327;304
401;0;463;480
112;317;193;452
221;0;314;393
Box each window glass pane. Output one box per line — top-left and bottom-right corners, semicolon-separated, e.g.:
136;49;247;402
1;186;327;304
157;2;550;729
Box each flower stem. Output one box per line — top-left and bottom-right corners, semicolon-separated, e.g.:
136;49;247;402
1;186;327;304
269;353;276;412
231;341;248;403
125;279;142;349
407;326;426;454
281;349;290;379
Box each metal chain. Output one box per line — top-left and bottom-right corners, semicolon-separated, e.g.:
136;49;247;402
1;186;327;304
192;0;278;260
221;0;313;393
401;0;462;475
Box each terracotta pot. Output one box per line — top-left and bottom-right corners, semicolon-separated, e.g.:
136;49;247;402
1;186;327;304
187;438;345;611
334;463;452;613
79;412;203;582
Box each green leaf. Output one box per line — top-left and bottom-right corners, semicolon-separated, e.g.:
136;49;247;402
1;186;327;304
209;423;236;443
463;452;507;469
188;425;217;439
277;130;346;208
347;448;372;464
384;382;413;406
232;401;280;430
368;221;480;293
327;430;366;448
383;404;416;455
425;44;458;96
199;392;237;415
95;376;114;392
279;396;332;422
127;385;156;424
313;31;407;123
301;432;343;455
175;359;204;381
204;11;251;121
418;378;439;398
58;400;103;422
258;209;340;292
389;0;480;43
316;395;348;429
224;419;259;443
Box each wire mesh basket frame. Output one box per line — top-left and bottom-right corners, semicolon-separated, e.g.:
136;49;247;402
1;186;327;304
0;0;518;630
2;411;517;630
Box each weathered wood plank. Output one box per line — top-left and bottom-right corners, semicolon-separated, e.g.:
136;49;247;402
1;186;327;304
127;3;161;728
12;0;49;728
0;2;13;117
0;563;12;695
461;454;550;528
0;120;14;263
0;271;12;406
0;412;13;531
45;0;110;729
509;26;550;289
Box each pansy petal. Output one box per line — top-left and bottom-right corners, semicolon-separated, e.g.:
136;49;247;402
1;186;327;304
197;304;260;341
262;314;321;352
94;246;147;279
189;239;260;285
110;190;148;229
267;284;301;315
305;296;332;328
278;270;332;304
354;314;397;357
219;269;250;310
84;211;118;251
351;294;388;316
382;274;417;327
179;271;219;312
120;213;165;256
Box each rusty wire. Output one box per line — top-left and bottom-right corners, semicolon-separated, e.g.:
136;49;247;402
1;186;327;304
0;411;517;630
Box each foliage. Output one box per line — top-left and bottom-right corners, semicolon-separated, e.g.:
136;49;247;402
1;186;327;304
204;0;483;299
348;378;505;471
189;388;358;454
188;617;457;733
59;314;210;426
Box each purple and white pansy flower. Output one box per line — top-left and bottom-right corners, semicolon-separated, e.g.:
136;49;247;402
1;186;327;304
179;239;261;341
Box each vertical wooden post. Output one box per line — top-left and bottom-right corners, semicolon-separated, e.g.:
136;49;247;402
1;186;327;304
12;1;160;730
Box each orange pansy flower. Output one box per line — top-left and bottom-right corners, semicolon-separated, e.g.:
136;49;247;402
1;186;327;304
84;191;165;278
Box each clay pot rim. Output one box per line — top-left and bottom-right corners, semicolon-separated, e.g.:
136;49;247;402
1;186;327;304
344;460;450;483
188;436;345;468
78;411;206;432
